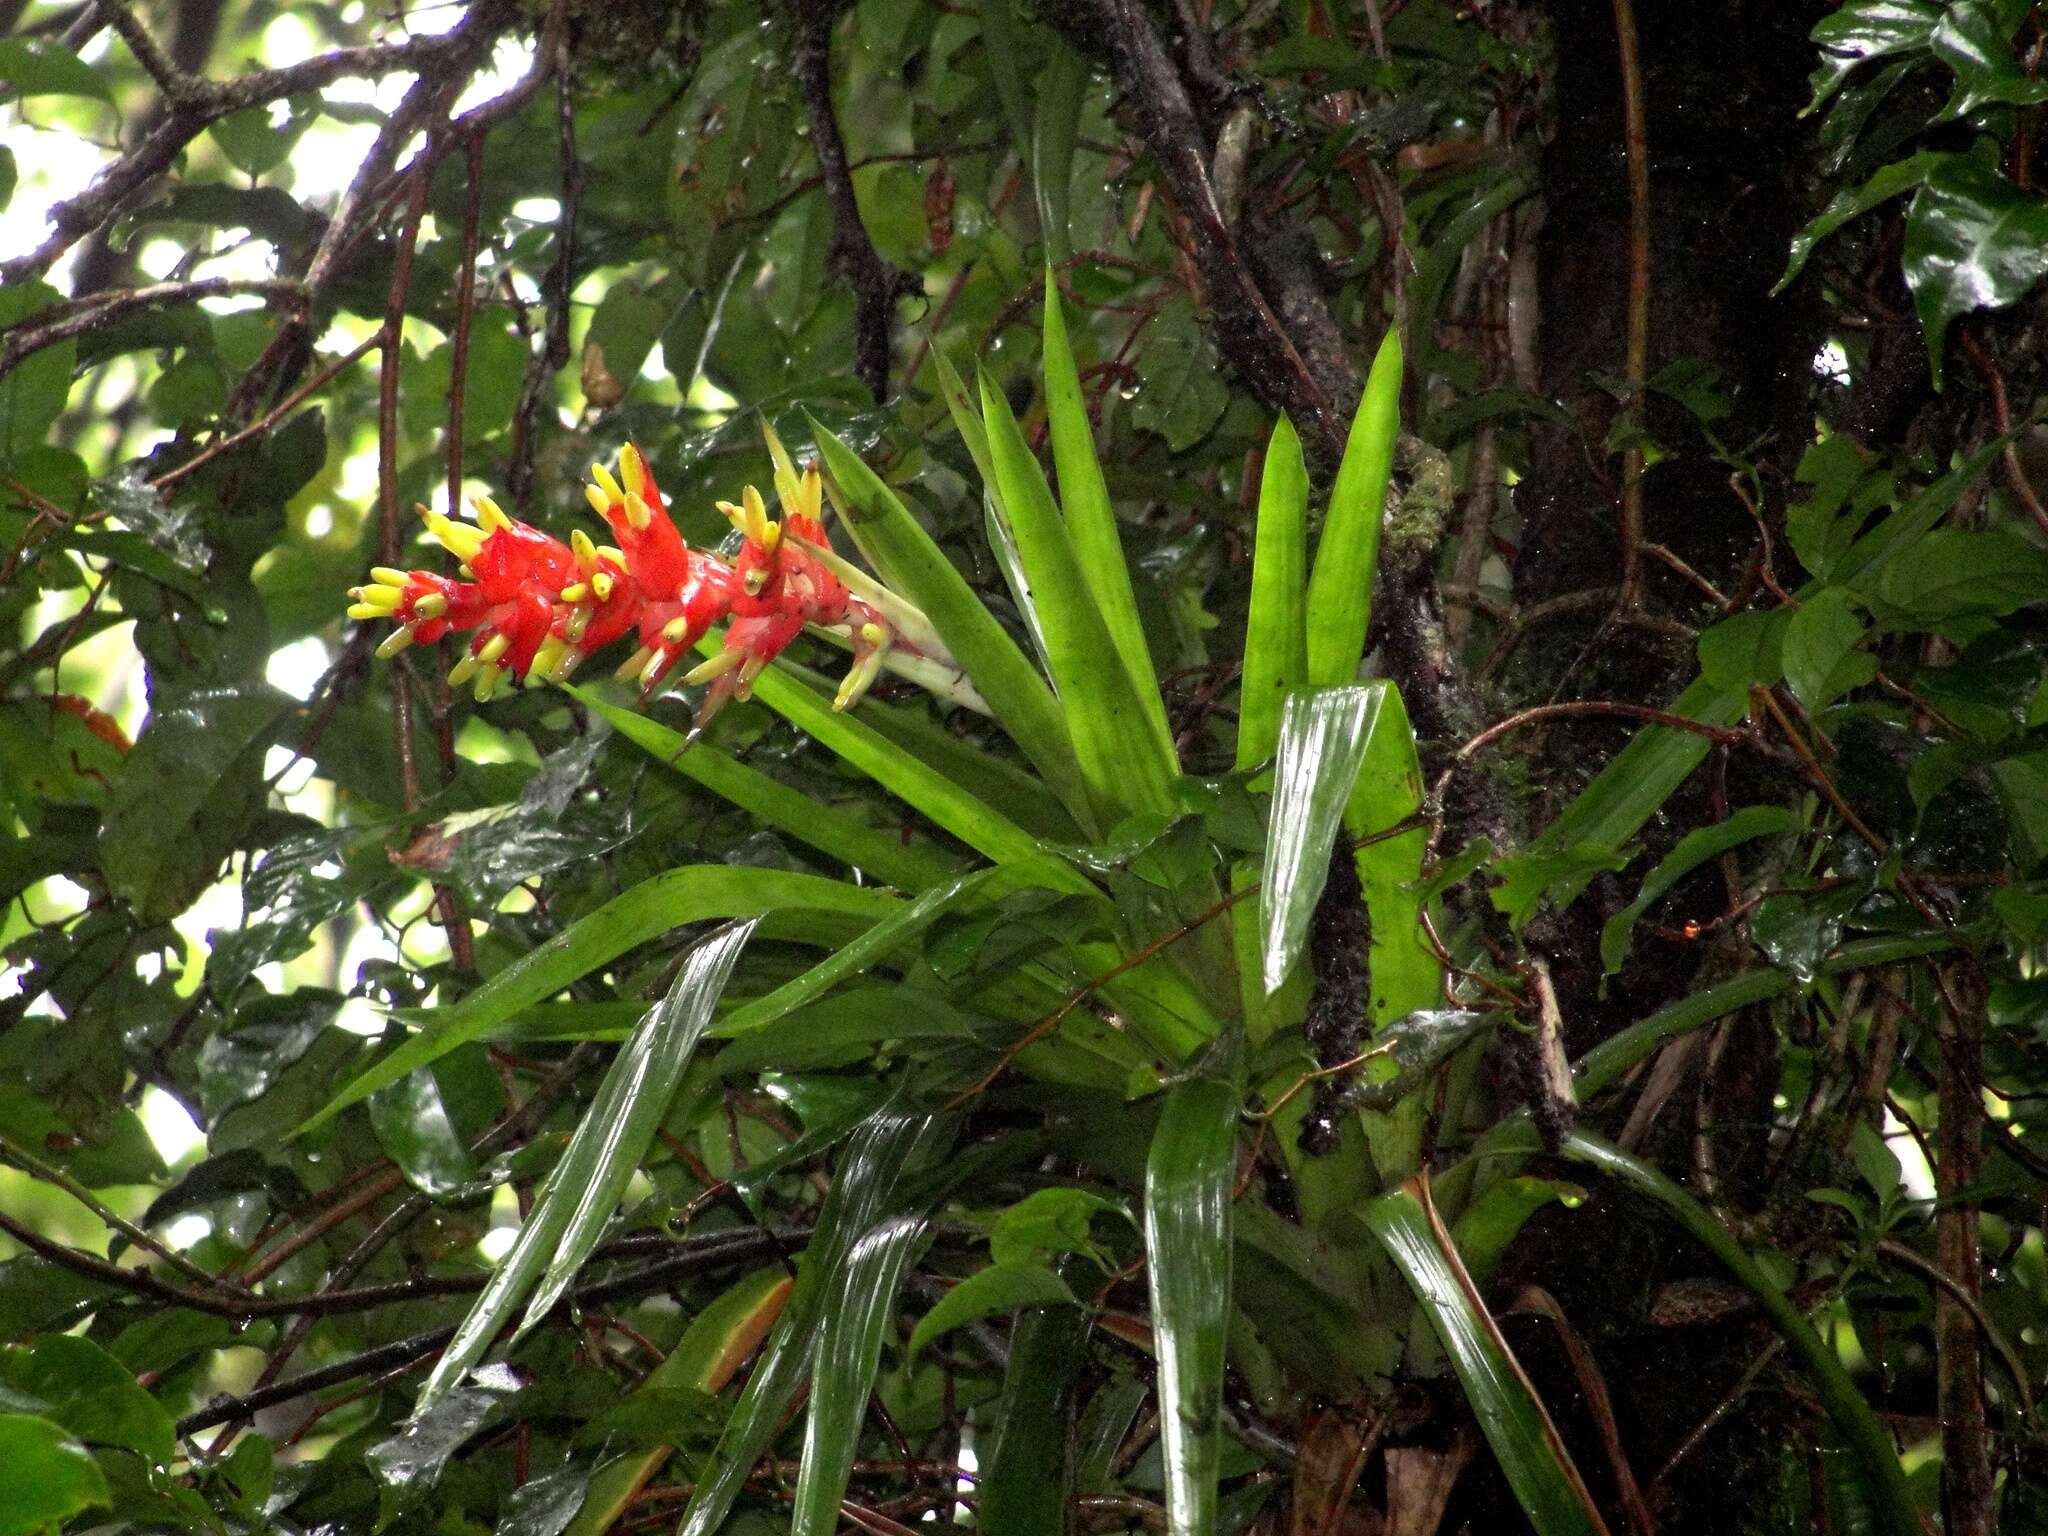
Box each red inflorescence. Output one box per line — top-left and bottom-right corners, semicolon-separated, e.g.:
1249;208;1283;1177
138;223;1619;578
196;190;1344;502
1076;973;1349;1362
345;439;911;725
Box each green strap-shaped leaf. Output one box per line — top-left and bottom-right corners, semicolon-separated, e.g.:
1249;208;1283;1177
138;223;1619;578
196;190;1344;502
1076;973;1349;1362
806;417;1092;822
1573;931;1960;1100
791;1214;929;1535
296;868;895;1134
773;652;1081;841
1143;1071;1239;1536
1552;1132;1922;1536
1238;417;1310;773
740;652;1086;880
977;1285;1091;1529
1260;685;1384;997
680;1107;958;1536
1032;50;1086;264
565;1266;794;1536
1363;1181;1609;1536
972;0;1033;171
1344;681;1439;1025
1305;325;1403;686
1041;279;1174;757
721;862;1075;1036
578;687;957;891
417;922;757;1412
978;369;1180;823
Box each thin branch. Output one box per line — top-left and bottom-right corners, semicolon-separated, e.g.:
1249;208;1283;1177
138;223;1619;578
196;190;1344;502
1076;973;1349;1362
1959;330;2048;539
1609;0;1652;612
0;5;513;289
789;0;920;401
0;279;305;383
1077;0;1342;463
172;1229;795;1436
1455;700;1747;760
151;334;379;492
1876;1238;2035;1429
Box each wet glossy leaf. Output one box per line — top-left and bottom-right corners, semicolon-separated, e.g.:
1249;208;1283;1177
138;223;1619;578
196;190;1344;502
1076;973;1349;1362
1260;685;1384;995
567;1267;793;1536
1144;1069;1239;1536
298;867;893;1132
0;1414;109;1535
417;922;757;1409
498;1464;593;1536
680;1108;957;1536
1805;0;1941;112
906;1259;1075;1361
99;685;292;923
368;1066;482;1199
197;989;342;1126
1930;0;2048;116
791;1214;927;1534
208;824;381;995
1341;1009;1492;1112
1901;152;2048;384
1776;150;1956;293
367;1366;521;1505
1753;884;1866;984
1363;1182;1604;1536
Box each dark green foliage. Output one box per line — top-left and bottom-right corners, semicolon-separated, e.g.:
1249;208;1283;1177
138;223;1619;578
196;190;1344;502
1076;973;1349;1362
4;1;2048;1534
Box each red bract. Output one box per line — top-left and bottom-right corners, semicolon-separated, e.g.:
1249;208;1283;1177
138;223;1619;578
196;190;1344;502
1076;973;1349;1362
344;440;920;722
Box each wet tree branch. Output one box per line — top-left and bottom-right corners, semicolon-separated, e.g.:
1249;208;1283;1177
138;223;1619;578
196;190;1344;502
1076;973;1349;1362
789;0;920;401
1057;0;1344;465
0;1;515;289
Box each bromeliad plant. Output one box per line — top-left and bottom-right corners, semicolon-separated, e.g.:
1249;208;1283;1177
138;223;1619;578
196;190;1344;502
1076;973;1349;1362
315;287;1921;1536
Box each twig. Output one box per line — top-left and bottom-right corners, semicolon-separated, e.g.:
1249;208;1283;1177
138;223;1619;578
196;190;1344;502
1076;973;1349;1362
0;1133;246;1296
508;47;579;510
1505;1285;1657;1536
789;0;920;400
1609;0;1651;612
1079;0;1341;464
151;335;380;492
0;278;305;383
1959;330;2048;539
1455;700;1746;761
0;6;510;288
1875;1238;2034;1429
172;1229;793;1436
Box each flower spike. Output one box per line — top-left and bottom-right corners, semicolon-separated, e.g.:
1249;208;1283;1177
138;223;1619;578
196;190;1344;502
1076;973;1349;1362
348;439;963;735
